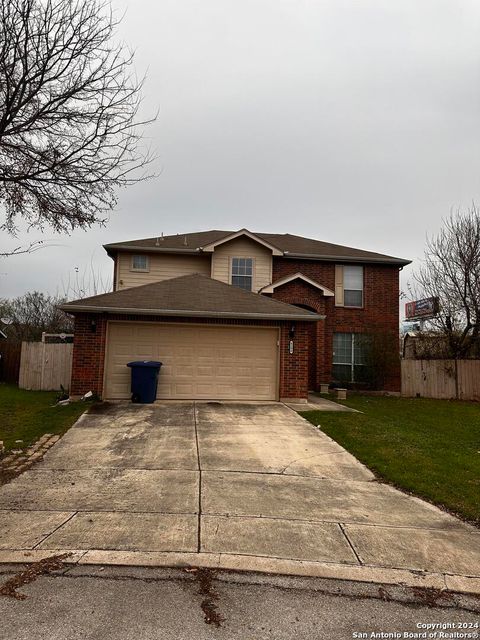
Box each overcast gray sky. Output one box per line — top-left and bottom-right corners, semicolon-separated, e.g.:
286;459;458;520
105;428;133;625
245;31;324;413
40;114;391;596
2;0;480;301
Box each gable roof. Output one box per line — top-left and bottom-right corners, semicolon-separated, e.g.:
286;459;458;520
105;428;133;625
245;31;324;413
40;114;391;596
200;228;283;255
260;273;335;296
103;229;410;266
60;274;323;321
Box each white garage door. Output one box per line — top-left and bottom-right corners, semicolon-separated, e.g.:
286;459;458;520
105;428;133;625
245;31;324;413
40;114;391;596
104;322;279;400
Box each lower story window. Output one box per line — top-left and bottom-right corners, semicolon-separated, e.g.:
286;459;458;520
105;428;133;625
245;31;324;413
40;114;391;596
332;333;368;383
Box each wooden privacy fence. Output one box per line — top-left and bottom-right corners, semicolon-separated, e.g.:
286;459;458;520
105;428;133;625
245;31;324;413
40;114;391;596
19;342;73;391
0;342;22;384
401;359;480;401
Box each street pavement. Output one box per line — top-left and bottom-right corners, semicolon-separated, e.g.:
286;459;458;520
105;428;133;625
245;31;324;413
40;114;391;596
0;568;478;640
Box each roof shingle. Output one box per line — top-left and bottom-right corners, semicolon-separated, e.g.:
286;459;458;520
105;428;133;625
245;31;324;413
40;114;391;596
61;274;323;321
103;229;410;265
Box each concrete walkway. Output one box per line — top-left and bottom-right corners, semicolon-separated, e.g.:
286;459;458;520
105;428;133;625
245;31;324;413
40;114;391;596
286;393;358;412
0;402;479;598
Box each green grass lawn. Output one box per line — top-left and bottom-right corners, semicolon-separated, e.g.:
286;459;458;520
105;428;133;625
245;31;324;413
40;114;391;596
0;384;87;452
301;395;480;526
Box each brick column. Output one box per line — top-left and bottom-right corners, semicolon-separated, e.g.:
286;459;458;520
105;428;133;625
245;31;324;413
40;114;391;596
70;314;107;398
279;322;309;401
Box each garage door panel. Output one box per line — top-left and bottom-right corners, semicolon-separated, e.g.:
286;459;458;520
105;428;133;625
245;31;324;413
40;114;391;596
173;383;196;395
104;323;278;400
196;367;214;378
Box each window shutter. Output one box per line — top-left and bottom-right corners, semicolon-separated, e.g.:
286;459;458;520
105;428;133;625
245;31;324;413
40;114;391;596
335;265;344;306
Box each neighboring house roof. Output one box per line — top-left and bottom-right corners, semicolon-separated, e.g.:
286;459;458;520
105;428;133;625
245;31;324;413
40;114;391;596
60;274;324;321
260;273;335;296
103;229;411;266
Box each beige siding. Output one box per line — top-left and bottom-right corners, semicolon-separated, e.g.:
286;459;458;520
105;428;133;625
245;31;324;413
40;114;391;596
104;322;279;400
116;252;211;289
211;237;272;292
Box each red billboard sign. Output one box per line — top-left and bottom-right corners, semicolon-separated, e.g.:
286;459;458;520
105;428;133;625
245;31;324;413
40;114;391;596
405;297;439;320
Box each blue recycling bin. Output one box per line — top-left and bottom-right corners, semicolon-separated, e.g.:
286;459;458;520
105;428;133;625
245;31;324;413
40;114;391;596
127;361;163;403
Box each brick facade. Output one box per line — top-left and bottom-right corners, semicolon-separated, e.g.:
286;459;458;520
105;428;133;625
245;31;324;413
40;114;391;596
71;314;108;397
271;259;401;391
70;313;310;400
278;322;309;400
69;257;401;400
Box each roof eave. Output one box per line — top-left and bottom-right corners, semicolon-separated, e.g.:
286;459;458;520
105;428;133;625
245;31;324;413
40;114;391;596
59;305;323;321
283;252;411;266
103;244;411;266
103;244;202;255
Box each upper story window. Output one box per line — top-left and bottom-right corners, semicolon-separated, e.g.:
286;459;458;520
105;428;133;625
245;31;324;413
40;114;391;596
231;257;253;291
344;266;363;307
335;265;363;307
131;254;149;272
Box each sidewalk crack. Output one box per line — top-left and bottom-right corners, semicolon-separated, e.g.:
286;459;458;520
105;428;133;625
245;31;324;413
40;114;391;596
32;511;78;550
193;401;202;553
339;523;363;565
279;453;321;474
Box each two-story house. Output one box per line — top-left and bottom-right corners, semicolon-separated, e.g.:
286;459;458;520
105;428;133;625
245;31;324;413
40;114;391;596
61;229;410;402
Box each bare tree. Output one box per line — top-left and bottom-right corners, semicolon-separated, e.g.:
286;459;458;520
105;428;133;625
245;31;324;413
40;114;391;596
414;205;480;358
0;291;73;341
0;0;155;251
60;260;112;299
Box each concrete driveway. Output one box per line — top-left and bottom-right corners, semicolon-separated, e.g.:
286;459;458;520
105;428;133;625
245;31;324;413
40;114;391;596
0;402;479;592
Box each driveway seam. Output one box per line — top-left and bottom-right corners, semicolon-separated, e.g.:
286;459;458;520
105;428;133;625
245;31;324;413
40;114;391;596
35;466;371;479
2;508;199;515
338;523;363;565
39;467;200;472
193;468;373;482
2;508;470;532
31;511;79;550
199;471;387;486
2;507;470;532
198;513;470;532
193;401;202;553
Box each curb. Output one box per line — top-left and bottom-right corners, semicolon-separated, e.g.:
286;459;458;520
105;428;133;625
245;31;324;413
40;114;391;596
1;549;479;611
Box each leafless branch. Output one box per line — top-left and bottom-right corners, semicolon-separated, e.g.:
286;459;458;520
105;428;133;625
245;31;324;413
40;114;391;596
60;258;112;299
0;0;156;242
414;204;480;358
0;239;44;257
